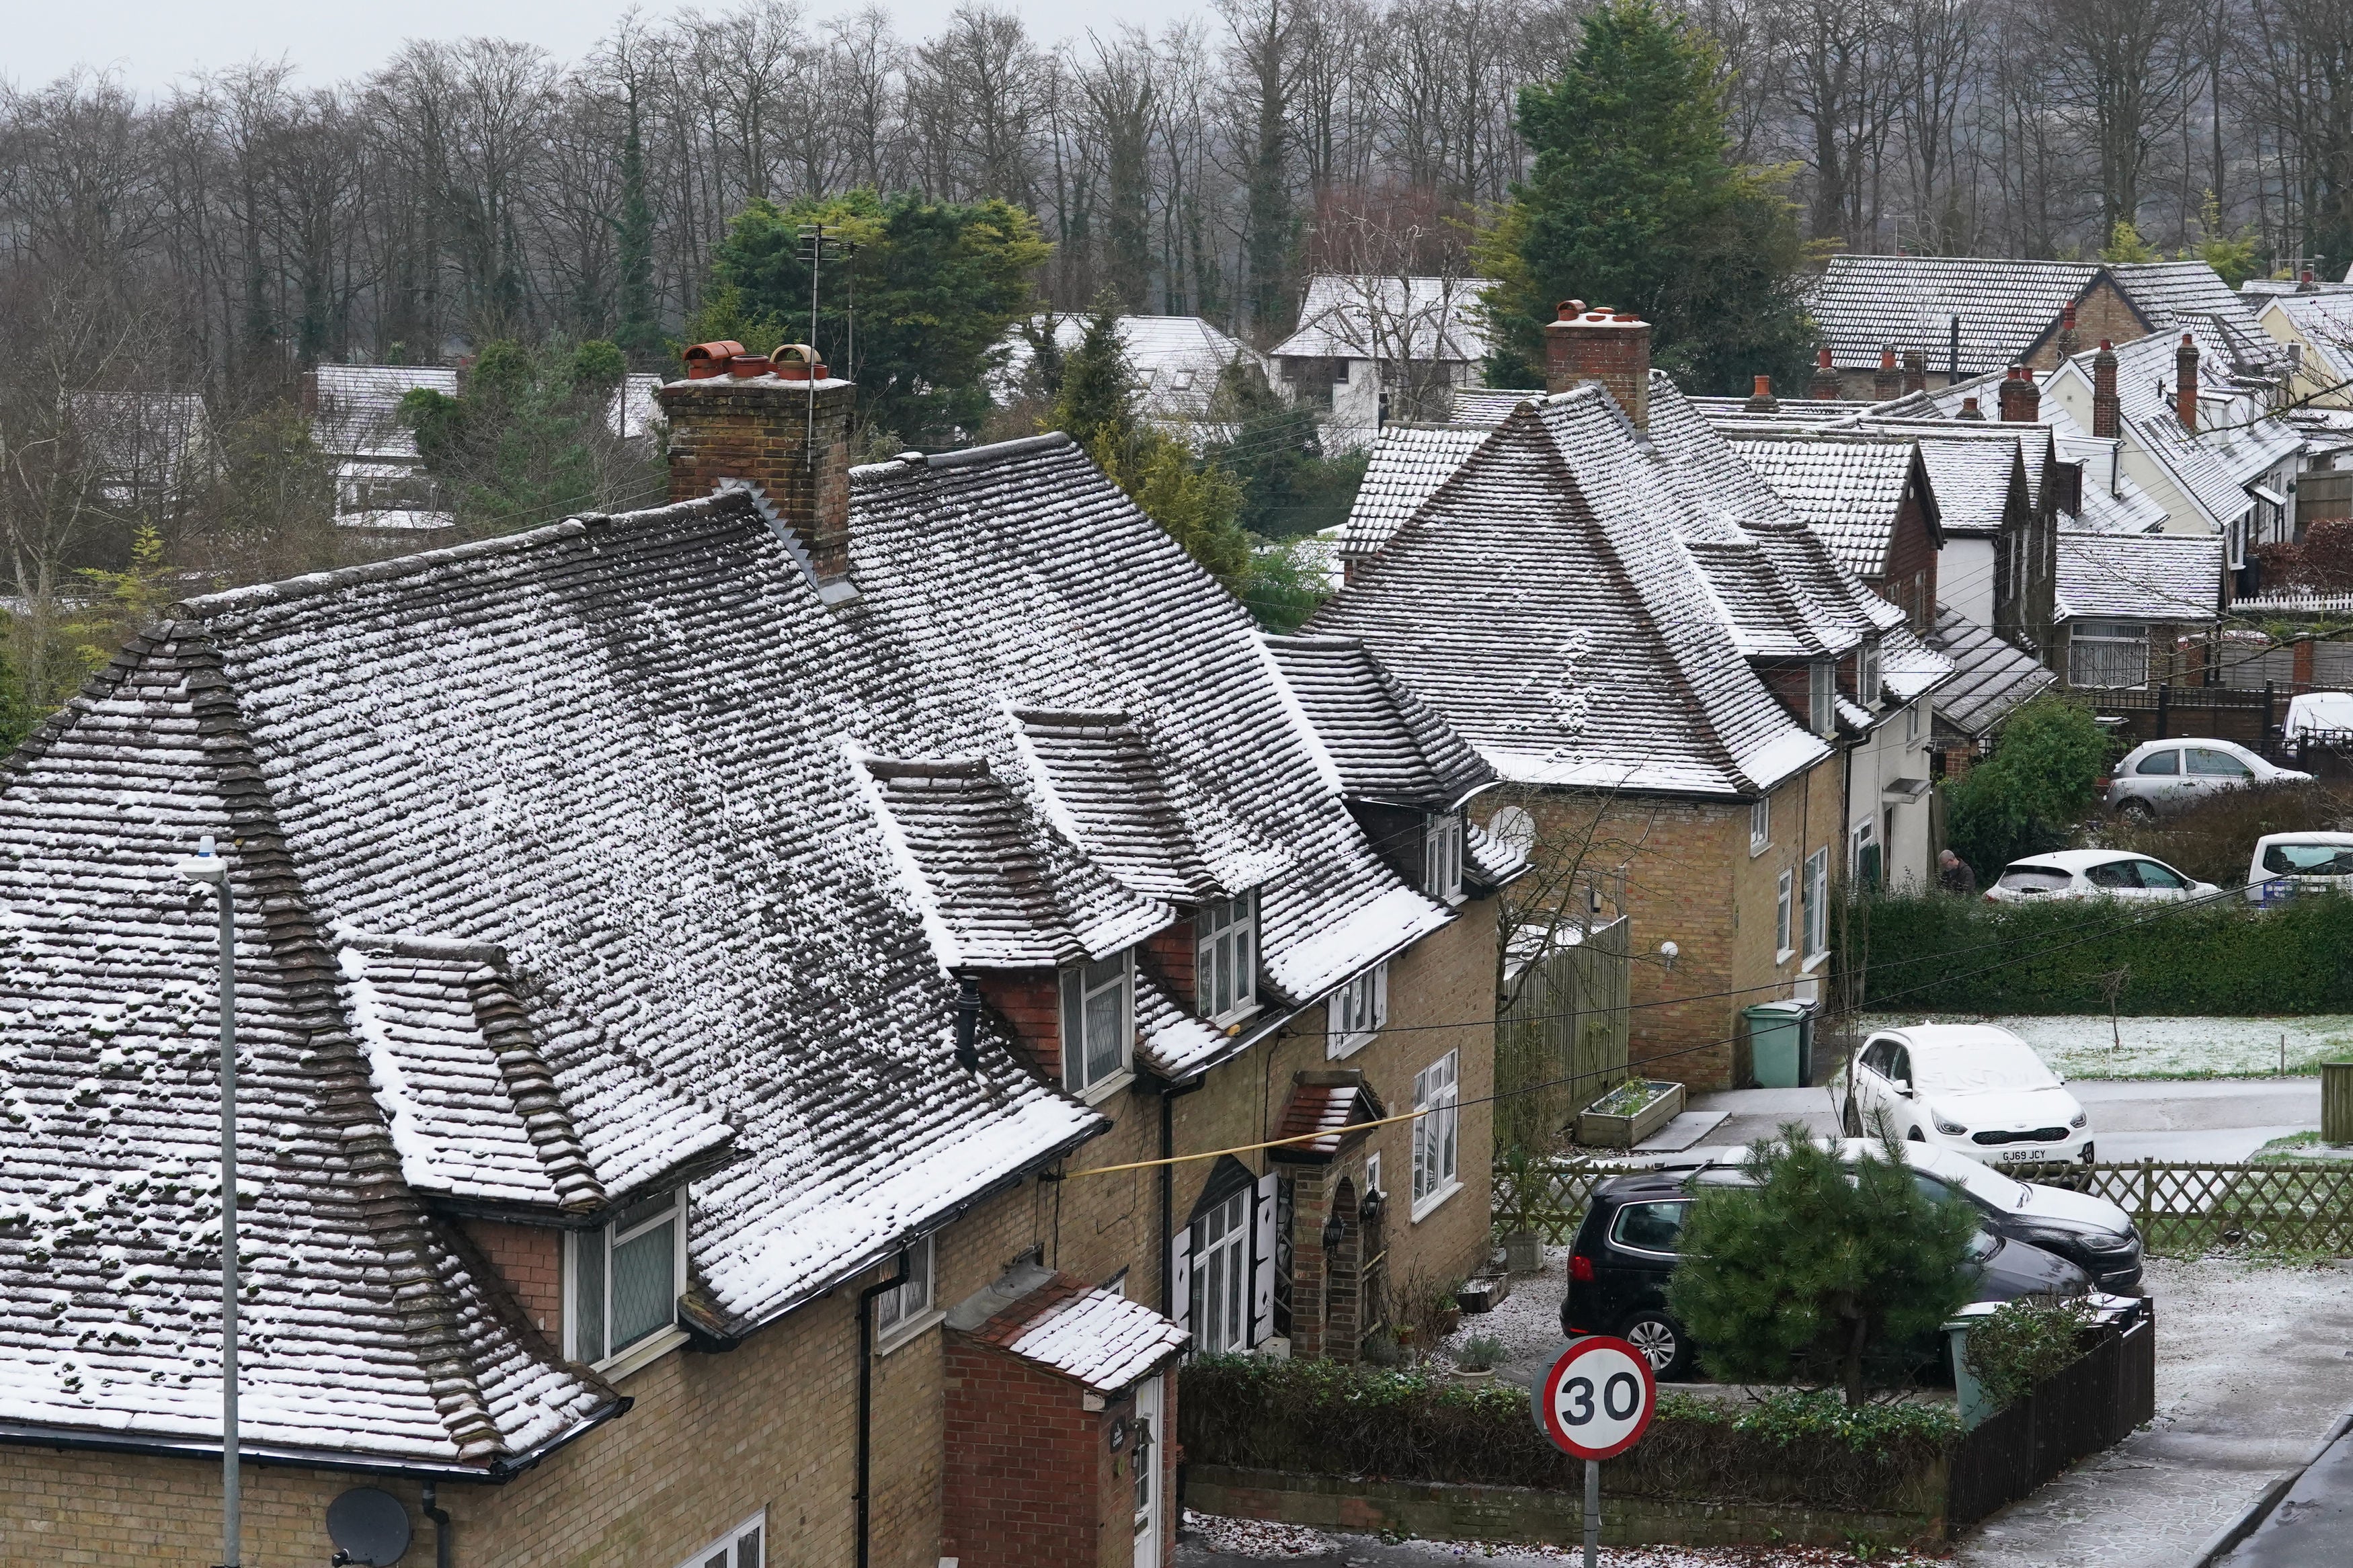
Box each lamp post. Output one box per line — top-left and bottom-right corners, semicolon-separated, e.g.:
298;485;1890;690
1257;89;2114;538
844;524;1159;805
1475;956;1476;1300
173;835;239;1568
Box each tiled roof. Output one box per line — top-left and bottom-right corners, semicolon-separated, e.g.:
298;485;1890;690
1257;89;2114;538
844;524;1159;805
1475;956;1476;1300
1273;274;1497;364
1271;1073;1386;1161
954;1265;1187;1393
1721;432;1925;578
1337;425;1494;561
2055;530;2226;622
310;364;460;459
2074;474;2171;534
2260;292;2353;387
2104;327;2300;526
1263;635;1495;807
992;315;1261;420
66;390;211;488
1011;712;1222;904
1927;607;2059;737
0;424;1470;1467
1449;387;1544;427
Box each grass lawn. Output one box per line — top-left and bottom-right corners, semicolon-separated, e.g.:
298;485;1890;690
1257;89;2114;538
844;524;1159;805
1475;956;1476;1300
1857;1012;2353;1079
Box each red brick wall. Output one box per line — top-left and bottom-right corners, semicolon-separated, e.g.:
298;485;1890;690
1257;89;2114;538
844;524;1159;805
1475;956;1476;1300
942;1340;1103;1568
1544;313;1652;429
1143;923;1197;1012
655;378;856;578
1884;479;1940;632
464;1218;564;1342
982;971;1064;1082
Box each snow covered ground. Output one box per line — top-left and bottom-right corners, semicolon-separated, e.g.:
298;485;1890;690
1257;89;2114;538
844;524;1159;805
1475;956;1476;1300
1181;1511;1936;1565
1858;1013;2353;1079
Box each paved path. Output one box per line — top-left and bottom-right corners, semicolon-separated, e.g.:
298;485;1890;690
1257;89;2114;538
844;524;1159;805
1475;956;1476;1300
1687;1077;2320;1164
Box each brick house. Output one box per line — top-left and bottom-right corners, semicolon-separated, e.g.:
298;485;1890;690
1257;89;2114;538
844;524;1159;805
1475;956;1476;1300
1309;307;1952;1089
0;345;1513;1565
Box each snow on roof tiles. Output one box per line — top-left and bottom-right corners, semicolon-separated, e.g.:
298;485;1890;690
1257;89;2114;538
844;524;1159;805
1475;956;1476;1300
309;364;460;460
2055;530;2226;622
1337;425;1494;561
1262;635;1494;807
1927;607;2059;737
1271;1073;1385;1160
962;1268;1187;1393
1273;275;1497;364
993;315;1261;421
1010;711;1224;905
1721;433;1923;578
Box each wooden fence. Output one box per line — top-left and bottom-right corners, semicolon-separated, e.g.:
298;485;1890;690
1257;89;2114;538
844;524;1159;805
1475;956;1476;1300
1493;918;1631;1160
1497;1157;2353;1256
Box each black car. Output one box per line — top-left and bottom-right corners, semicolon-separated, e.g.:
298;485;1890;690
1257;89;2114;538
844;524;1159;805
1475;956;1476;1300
1561;1168;2093;1380
1891;1144;2144;1294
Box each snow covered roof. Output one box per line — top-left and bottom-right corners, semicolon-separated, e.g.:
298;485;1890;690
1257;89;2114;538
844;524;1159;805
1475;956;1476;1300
993;314;1263;420
1927;607;2059;738
1270;1071;1386;1161
1448;386;1544;426
1263;635;1496;808
947;1262;1187;1393
1720;431;1931;579
0;423;1472;1468
1338;425;1494;561
2055;530;2227;622
309;364;460;460
1273;275;1496;364
2259;292;2353;389
2100;328;2301;528
1307;376;1943;798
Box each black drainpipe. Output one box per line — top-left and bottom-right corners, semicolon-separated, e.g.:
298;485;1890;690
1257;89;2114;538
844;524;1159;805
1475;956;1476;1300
1159;1078;1209;1319
853;1247;911;1568
422;1481;452;1568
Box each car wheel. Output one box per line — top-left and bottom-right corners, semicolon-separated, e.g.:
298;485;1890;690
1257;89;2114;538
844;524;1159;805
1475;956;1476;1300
2116;798;2155;825
1618;1311;1693;1381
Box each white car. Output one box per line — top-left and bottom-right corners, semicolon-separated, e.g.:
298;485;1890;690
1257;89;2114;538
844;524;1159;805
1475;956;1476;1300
2245;831;2353;906
1982;848;2220;904
2103;737;2311;821
1831;1024;2093;1168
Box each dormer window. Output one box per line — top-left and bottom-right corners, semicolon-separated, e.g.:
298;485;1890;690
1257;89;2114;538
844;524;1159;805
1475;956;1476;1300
1195;891;1258;1022
567;1186;687;1370
1857;641;1882;708
1061;950;1134;1096
1328;962;1389;1059
1808;661;1835;735
1423;811;1464;902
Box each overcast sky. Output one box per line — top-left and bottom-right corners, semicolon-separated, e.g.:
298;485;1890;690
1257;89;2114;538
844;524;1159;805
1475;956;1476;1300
15;0;1205;94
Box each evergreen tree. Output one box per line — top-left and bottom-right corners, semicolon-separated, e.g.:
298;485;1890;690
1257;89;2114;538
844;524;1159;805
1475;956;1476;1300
1944;696;2116;876
2100;220;2160;263
614;91;663;366
399;337;653;532
1480;0;1815;395
1202;358;1363;540
1668;1127;1979;1407
1051;309;1139;458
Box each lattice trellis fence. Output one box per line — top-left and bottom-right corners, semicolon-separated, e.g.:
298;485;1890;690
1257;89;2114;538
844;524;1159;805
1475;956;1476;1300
1493;1157;2353;1256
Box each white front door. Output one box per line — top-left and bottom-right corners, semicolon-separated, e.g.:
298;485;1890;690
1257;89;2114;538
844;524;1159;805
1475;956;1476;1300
1132;1374;1164;1568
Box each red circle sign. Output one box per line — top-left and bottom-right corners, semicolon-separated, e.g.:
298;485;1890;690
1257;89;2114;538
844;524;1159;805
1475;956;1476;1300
1534;1337;1658;1460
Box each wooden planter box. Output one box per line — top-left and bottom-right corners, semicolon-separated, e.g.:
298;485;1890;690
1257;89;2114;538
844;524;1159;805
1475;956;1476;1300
1456;1275;1511;1314
1576;1081;1685;1149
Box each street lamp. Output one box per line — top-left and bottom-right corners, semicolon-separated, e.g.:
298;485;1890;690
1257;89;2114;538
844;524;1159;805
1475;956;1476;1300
173;835;239;1568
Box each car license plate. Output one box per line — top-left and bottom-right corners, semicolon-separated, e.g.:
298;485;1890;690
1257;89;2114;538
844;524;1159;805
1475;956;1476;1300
1997;1149;2047;1164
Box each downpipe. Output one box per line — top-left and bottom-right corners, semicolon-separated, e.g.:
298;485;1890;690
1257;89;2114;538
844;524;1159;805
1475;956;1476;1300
854;1247;912;1568
422;1481;452;1568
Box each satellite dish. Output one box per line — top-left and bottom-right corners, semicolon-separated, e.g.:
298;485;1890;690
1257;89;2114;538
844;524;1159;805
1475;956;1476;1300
327;1487;412;1565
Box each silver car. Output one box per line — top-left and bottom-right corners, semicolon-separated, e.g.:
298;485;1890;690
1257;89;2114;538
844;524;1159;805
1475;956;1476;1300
2103;737;2311;821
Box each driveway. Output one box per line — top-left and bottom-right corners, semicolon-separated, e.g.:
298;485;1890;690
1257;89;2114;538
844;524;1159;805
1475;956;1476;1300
1689;1077;2320;1164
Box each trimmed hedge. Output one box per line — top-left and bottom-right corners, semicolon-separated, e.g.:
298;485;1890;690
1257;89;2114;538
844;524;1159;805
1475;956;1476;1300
1180;1356;1956;1512
1854;892;2353;1015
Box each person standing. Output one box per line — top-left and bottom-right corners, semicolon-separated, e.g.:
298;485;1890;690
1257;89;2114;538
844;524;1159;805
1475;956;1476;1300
1938;848;1978;895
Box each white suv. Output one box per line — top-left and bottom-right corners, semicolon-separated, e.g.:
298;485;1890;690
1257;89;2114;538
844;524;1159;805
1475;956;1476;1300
2104;737;2311;821
1831;1024;2093;1168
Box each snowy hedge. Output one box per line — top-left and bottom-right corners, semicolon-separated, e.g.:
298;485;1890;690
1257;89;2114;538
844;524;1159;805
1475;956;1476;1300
1853;892;2353;1016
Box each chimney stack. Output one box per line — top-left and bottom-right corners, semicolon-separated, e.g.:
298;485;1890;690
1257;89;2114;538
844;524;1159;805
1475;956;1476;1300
659;340;858;594
2055;300;2081;362
1745;374;1778;413
1543;302;1651;429
1810;347;1842;400
2091;339;2120;440
1996;366;2040;422
2299;269;2319;294
1873;345;1904;402
1956;396;1985;421
2175;332;2200;431
1902;348;1927;396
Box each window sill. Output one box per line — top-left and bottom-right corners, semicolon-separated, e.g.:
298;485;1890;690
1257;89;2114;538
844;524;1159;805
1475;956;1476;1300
1775;947;1796;966
1801;950;1831;974
1077;1069;1137;1106
877;1307;945;1356
1205;1000;1262;1032
594;1323;688;1383
1410;1178;1462;1223
1327;1031;1375;1061
1749;839;1771;858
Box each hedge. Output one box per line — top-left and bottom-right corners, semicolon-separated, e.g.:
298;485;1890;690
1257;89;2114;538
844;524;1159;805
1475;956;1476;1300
1853;892;2353;1016
1179;1356;1957;1512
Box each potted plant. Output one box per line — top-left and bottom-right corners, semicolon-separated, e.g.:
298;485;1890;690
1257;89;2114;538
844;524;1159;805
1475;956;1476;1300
1574;1077;1685;1149
1451;1334;1506;1386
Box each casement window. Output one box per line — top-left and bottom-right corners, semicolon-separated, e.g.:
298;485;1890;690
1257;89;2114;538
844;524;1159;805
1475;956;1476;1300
1905;702;1921;746
1802;848;1830;960
1749;796;1771;854
1411;1052;1460;1217
1775;870;1794;962
1326;962;1389;1059
1857;641;1882;707
567;1186;686;1368
1189;1188;1252;1354
677;1512;765;1568
1170;1165;1277;1352
1851;819;1882;892
1808;661;1835;735
874;1233;936;1346
2069;621;2149;689
1423;811;1464;901
1061;950;1133;1095
1195;892;1258;1022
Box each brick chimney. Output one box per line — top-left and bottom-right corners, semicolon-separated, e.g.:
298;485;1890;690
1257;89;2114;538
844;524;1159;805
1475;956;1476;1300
1873;345;1903;401
1745;374;1778;413
1810;347;1841;400
2175;332;2200;431
659;341;858;593
1956;396;1985;421
2298;268;2319;294
1902;348;1927;395
2054;300;2081;362
2091;339;2120;440
1543;302;1650;429
1995;366;2034;422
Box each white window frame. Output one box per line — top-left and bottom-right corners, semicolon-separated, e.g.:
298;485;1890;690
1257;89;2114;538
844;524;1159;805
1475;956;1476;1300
1905;701;1921;746
565;1186;688;1374
1195;891;1258;1024
1410;1051;1460;1219
1775;870;1794;962
1808;660;1835;734
1802;848;1830;962
1749;796;1771;856
1423;811;1464;903
1326;962;1389;1059
676;1510;766;1568
1188;1188;1252;1354
2069;621;2149;689
1061;950;1135;1100
874;1233;939;1352
1365;1151;1382;1198
1858;641;1881;708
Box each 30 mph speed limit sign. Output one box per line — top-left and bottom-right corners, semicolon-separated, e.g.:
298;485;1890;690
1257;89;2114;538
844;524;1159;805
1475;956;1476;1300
1535;1336;1657;1461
